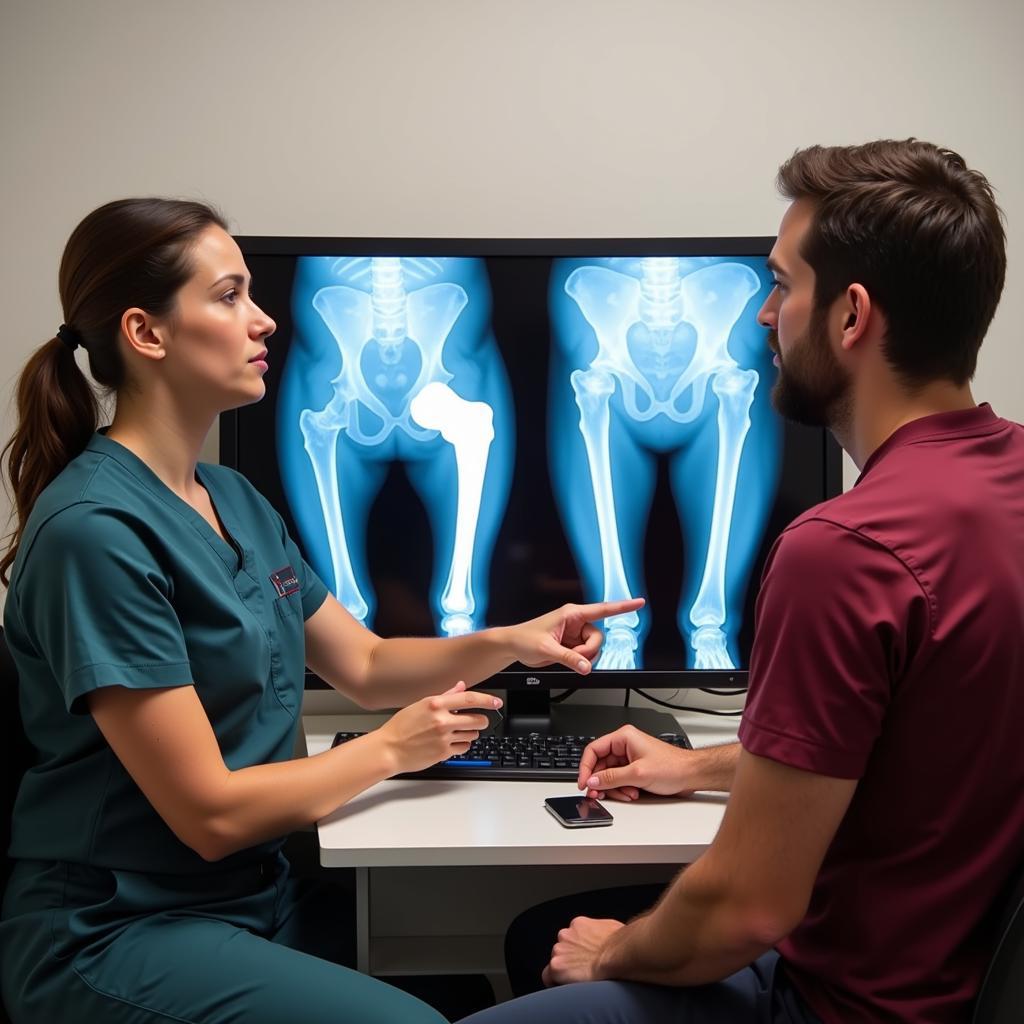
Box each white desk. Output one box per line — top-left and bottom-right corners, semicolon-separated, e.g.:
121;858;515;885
303;713;738;979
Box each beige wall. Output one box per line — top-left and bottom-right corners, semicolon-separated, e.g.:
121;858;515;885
2;0;1022;549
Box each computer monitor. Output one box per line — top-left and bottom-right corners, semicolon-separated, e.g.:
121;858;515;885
221;238;842;735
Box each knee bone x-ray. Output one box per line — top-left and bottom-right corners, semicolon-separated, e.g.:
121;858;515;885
233;245;822;676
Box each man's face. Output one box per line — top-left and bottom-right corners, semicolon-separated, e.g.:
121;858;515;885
758;200;851;429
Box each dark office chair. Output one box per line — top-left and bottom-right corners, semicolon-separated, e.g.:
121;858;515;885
1;626;30;886
973;854;1024;1024
2;624;29;1024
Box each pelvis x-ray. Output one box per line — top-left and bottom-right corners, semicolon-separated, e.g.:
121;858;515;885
548;257;781;670
277;256;514;637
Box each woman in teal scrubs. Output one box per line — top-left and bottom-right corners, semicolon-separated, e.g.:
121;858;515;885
0;198;641;1024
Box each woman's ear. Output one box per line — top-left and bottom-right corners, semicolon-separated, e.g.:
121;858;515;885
120;308;167;361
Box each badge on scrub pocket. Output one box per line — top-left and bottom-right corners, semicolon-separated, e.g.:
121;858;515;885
269;566;300;598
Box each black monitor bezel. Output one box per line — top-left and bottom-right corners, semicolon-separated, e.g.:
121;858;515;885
223;235;844;691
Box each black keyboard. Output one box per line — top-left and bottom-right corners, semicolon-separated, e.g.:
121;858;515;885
331;728;692;781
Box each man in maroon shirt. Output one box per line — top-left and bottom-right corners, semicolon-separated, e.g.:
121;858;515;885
460;140;1021;1024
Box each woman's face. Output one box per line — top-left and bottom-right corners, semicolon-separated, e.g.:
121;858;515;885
158;225;276;412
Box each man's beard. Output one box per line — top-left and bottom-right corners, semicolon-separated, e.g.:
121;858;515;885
770;305;851;430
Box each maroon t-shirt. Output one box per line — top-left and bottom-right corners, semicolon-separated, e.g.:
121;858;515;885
738;405;1024;1024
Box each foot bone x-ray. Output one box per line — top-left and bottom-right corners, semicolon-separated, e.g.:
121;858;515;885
277;256;513;637
549;257;780;670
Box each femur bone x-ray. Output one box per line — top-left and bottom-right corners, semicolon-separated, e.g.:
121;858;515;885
277;254;780;669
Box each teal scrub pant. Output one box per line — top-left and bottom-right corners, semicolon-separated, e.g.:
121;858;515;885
1;855;446;1024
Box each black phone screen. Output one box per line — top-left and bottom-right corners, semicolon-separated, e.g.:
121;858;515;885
544;796;614;827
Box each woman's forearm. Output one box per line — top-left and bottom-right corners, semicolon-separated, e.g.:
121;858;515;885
201;733;397;860
307;596;639;708
358;626;517;707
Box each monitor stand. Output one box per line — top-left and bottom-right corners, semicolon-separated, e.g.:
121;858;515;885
501;689;683;739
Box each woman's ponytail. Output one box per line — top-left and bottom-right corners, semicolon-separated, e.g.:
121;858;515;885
0;197;227;586
0;337;99;585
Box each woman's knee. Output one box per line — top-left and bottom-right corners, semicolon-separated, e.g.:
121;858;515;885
302;970;448;1024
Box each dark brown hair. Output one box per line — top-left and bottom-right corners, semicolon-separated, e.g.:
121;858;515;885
1;197;228;586
777;139;1006;388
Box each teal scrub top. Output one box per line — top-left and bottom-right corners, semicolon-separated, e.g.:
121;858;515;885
3;432;329;875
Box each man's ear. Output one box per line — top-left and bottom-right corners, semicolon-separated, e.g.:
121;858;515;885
120;308;167;362
839;284;871;352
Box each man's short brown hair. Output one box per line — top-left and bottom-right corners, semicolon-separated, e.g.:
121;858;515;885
777;139;1006;387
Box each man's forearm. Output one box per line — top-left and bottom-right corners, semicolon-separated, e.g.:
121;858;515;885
595;853;771;986
686;741;741;793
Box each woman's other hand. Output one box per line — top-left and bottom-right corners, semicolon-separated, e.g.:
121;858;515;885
376;681;502;775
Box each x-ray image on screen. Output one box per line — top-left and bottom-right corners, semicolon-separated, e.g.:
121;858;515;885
548;256;782;670
276;255;514;637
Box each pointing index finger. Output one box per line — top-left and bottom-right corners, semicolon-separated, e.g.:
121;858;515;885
578;598;645;620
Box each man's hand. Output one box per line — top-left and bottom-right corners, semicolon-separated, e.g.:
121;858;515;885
505;599;645;675
541;917;625;986
578;724;694;801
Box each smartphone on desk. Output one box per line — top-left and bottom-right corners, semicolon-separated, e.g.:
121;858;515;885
544;796;614;828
